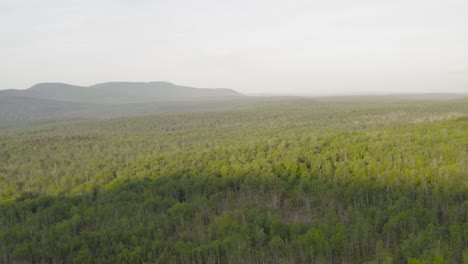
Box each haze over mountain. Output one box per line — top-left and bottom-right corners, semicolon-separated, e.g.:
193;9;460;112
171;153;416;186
0;82;248;124
0;82;244;104
2;81;467;125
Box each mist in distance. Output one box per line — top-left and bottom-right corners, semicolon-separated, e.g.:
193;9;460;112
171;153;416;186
1;0;467;95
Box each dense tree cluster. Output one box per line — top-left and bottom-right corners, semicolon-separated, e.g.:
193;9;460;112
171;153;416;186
0;99;467;263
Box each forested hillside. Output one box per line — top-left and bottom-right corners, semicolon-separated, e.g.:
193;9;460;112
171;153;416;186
0;98;467;263
0;96;252;123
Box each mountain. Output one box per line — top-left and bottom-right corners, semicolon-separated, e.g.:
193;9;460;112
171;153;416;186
0;82;245;104
0;82;249;123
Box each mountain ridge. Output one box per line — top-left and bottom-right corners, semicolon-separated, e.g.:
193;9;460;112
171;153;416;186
0;82;245;104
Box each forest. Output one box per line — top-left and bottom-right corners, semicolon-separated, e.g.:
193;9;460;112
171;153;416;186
0;97;467;263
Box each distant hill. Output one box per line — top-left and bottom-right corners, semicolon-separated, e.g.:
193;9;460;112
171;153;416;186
0;82;249;123
0;82;245;104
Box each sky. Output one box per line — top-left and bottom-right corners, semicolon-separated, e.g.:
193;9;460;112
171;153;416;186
1;0;467;94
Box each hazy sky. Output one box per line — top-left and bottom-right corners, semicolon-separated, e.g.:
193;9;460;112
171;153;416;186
1;0;467;94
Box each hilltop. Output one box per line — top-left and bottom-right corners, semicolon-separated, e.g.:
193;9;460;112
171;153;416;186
0;82;245;104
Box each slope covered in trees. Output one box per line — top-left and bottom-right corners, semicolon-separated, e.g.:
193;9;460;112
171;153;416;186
0;95;253;122
0;98;467;263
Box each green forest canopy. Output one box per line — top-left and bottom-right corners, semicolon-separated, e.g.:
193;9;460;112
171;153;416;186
0;97;467;263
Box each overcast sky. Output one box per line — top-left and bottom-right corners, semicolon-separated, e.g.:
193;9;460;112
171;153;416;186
1;0;467;94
